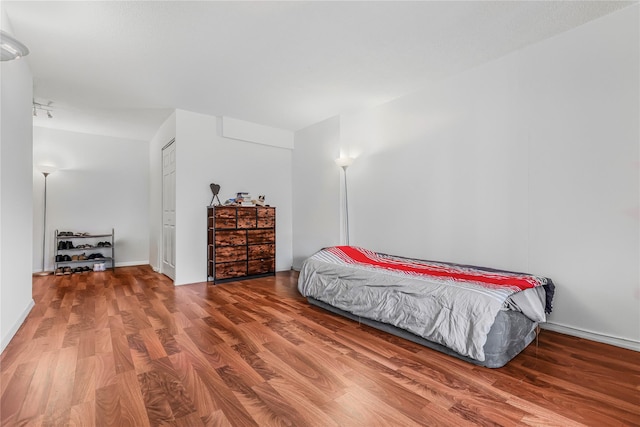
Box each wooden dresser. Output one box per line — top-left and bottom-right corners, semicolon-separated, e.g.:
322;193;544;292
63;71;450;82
207;206;276;283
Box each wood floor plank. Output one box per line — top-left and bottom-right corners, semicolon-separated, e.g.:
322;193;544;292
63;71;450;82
168;351;221;418
119;370;151;427
16;351;59;423
111;333;135;374
41;345;78;426
68;401;94;427
139;328;169;360
94;352;117;390
1;360;38;424
0;266;636;427
71;355;96;405
94;383;121;427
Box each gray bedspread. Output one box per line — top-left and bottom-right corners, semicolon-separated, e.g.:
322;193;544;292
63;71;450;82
298;248;550;362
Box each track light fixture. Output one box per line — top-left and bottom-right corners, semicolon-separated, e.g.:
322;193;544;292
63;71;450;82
32;100;54;119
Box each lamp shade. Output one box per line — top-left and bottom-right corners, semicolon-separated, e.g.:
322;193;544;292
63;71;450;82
38;165;58;175
335;157;354;168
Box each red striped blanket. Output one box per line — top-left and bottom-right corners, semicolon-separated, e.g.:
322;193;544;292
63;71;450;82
327;246;545;291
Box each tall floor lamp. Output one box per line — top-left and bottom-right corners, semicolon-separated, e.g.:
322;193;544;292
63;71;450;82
34;165;57;276
335;157;354;246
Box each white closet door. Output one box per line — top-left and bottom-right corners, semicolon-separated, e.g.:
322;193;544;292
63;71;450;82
161;140;176;280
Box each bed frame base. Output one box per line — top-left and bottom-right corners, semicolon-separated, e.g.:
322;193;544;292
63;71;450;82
307;297;537;368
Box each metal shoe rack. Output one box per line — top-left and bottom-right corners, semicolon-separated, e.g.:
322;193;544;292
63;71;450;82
54;228;115;273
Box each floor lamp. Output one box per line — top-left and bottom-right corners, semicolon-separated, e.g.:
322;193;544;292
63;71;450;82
335;157;354;246
34;166;57;276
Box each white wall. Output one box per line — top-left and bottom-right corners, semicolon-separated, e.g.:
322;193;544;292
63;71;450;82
292;5;639;349
222;116;294;149
149;110;293;286
32;127;150;271
1;15;35;351
292;116;342;269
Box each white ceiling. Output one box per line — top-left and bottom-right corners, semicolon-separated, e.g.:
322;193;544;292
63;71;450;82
3;1;634;141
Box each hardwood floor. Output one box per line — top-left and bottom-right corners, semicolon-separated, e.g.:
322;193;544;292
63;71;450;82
1;266;638;426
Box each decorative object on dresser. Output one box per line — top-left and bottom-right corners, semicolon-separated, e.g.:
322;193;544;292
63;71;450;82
209;183;221;206
54;229;115;275
208;206;275;283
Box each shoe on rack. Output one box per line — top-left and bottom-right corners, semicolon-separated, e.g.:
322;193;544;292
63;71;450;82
55;268;64;276
63;255;71;262
103;242;112;247
63;267;72;275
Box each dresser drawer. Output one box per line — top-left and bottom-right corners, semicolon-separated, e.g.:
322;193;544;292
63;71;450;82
248;244;275;260
237;208;257;229
214;207;237;229
257;207;275;228
248;258;275;275
215;230;247;246
247;229;275;244
215;246;247;263
215;261;247;279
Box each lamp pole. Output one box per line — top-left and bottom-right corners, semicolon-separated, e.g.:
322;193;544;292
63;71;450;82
341;165;350;246
34;167;57;276
335;157;354;246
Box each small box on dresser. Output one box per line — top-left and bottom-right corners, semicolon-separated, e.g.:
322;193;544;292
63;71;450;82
207;206;276;283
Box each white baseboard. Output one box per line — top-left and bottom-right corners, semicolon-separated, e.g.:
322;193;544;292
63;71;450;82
114;260;149;268
541;322;640;352
1;299;35;353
